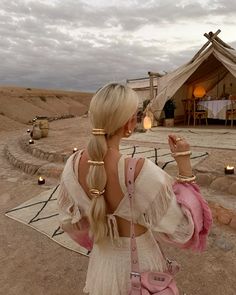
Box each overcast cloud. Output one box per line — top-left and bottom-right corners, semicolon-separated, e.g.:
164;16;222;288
0;0;236;91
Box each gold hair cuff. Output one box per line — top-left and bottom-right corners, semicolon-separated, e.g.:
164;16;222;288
175;137;183;142
92;128;106;135
171;151;192;158
176;174;196;183
90;188;105;198
88;160;104;166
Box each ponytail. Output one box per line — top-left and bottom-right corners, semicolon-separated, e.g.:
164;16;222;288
87;83;139;243
87;134;108;243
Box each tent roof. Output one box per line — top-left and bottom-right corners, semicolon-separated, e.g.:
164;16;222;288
186;54;223;84
149;31;236;119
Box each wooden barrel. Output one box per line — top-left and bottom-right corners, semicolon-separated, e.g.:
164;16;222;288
36;116;49;137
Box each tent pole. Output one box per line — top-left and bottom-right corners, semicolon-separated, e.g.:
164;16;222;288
190;30;221;63
148;72;154;100
214;36;234;50
148;72;162;100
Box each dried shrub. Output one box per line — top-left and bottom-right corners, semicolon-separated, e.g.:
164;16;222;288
39;96;47;102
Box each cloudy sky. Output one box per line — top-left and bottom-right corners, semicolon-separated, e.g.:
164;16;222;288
0;0;236;92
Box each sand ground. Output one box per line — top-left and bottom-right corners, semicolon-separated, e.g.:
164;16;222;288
1;119;236;295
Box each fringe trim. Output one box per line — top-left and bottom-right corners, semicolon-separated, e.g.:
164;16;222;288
57;182;82;224
142;182;174;229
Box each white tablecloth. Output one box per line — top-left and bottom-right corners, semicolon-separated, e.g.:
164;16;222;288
198;100;231;120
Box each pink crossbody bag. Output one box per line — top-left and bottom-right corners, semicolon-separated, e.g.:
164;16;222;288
127;158;180;295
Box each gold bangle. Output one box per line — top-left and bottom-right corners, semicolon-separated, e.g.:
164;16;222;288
176;174;196;183
178;174;194;179
175;137;183;142
88;160;104;166
90;188;105;198
171;151;192;158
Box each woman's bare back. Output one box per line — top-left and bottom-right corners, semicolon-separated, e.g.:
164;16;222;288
78;149;147;237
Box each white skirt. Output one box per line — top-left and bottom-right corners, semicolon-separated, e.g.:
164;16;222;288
83;230;167;295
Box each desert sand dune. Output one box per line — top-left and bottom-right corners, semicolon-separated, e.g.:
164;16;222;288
0;86;93;129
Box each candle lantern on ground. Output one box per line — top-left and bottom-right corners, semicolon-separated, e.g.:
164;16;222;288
224;165;234;175
38;176;45;185
73;147;78;153
143;111;152;130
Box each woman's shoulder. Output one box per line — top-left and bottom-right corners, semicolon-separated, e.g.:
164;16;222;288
62;149;84;174
118;158;175;220
134;157;145;180
123;156;173;185
136;158;173;185
121;156;174;204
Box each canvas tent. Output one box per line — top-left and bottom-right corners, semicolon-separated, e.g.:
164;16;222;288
146;31;236;121
126;74;161;108
126;77;151;107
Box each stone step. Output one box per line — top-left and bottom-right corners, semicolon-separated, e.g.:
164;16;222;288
4;138;65;178
37;162;65;178
19;135;70;163
201;187;236;230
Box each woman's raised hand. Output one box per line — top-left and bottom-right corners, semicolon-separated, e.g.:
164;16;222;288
168;134;193;177
168;134;190;154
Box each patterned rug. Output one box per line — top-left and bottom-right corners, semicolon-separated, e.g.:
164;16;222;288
5;145;208;256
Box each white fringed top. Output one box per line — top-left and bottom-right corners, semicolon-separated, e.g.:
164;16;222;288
57;150;195;246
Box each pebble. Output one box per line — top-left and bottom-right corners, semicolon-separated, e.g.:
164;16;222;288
214;236;234;252
230;216;236;230
229;182;236;196
0;193;11;204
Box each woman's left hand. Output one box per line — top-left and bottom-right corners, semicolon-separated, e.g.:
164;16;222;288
168;134;192;176
168;134;190;154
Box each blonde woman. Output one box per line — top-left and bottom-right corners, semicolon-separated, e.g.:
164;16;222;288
57;83;212;295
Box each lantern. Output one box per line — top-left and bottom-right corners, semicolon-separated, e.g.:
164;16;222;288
193;86;206;98
73;147;78;153
224;165;234;175
38;176;45;185
143;115;152;130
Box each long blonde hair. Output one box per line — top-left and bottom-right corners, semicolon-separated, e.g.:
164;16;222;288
87;83;139;243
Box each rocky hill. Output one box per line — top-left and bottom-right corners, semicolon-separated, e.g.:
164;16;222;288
0;86;93;131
